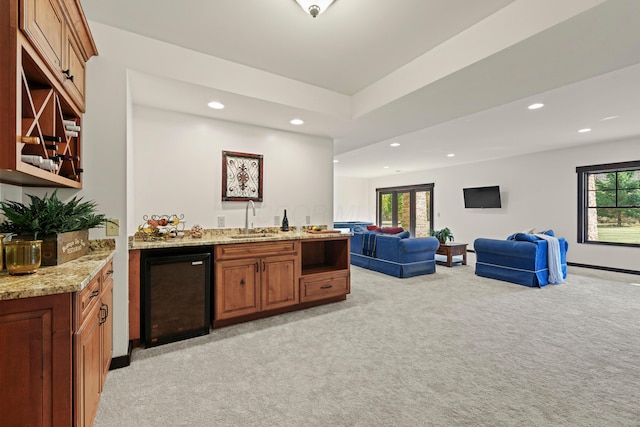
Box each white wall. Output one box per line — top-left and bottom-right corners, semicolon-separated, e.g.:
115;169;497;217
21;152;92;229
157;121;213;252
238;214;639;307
333;176;371;222
132;106;333;232
342;137;639;272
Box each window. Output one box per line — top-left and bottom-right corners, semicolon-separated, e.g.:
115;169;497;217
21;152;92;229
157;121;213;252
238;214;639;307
577;161;640;246
377;184;433;237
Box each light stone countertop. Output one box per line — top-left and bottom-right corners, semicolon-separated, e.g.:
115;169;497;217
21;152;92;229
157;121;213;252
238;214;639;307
128;227;351;250
0;249;115;301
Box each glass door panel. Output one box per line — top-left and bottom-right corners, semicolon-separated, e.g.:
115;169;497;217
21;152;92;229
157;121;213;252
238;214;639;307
415;190;431;237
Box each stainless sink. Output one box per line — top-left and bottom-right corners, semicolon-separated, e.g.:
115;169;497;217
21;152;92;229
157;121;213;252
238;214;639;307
229;233;274;239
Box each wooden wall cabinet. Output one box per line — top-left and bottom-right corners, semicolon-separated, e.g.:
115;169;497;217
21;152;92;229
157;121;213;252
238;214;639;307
0;0;97;188
214;241;299;321
0;260;113;427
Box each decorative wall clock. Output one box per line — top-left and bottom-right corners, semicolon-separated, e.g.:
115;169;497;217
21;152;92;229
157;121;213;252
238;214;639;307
222;151;263;201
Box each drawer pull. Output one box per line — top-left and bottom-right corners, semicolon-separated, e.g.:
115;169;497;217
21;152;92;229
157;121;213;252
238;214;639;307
90;290;99;298
106;269;114;275
320;285;333;289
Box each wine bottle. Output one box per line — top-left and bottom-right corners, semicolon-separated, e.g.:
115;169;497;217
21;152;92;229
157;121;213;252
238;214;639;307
65;130;78;137
21;136;40;144
42;135;62;142
21;155;44;165
45;144;57;151
281;209;289;232
39;160;59;171
63;119;76;127
65;125;81;132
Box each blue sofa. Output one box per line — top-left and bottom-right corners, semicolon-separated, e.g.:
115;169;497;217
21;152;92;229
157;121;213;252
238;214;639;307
474;233;568;287
350;230;440;278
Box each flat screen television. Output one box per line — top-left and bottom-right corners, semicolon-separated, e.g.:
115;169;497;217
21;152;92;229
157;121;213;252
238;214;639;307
463;186;502;208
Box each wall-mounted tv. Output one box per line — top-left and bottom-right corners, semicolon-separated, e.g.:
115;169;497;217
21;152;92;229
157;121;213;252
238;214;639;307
463;186;502;208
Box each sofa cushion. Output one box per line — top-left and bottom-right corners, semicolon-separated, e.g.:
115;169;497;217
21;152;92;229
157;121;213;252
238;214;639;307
366;225;381;231
514;233;539;242
380;227;404;234
396;231;411;239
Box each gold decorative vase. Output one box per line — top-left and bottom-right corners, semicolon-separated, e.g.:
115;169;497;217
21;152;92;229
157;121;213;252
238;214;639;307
5;240;42;275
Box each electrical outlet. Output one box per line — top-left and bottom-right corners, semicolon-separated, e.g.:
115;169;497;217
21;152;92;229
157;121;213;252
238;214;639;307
274;216;280;226
306;216;311;225
217;216;225;227
105;219;119;236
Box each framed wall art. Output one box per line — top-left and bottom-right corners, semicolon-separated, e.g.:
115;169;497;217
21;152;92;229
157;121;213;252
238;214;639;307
222;151;263;201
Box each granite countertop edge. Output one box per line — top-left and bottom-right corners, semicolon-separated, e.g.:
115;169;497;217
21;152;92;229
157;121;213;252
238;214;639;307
129;231;352;250
0;249;115;301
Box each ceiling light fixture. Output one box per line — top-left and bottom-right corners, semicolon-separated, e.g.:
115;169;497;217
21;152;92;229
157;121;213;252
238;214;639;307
447;153;455;157
333;160;339;163
294;0;335;18
528;103;544;110
578;128;592;133
207;101;225;109
390;142;400;147
601;115;619;121
290;118;304;125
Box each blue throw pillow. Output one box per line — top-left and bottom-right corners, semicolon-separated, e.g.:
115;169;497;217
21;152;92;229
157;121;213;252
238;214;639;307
514;233;539;242
353;225;366;233
395;231;411;239
540;229;555;236
506;233;516;240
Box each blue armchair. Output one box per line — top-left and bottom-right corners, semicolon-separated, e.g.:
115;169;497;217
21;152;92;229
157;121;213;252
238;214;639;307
474;234;568;287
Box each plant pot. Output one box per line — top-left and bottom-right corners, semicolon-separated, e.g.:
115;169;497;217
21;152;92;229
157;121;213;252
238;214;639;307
5;240;42;275
40;230;90;266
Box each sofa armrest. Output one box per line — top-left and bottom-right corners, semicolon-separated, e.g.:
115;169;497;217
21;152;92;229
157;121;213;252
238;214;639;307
399;236;440;253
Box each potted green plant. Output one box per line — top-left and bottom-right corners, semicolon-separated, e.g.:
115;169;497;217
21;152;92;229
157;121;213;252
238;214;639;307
431;227;454;244
0;190;108;265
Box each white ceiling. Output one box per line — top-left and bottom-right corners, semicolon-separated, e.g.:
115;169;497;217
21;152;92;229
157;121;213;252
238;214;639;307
81;0;640;178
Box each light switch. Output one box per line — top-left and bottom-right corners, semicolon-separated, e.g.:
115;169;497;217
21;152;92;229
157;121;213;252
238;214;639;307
306;216;311;225
274;216;280;225
217;216;225;227
105;219;119;236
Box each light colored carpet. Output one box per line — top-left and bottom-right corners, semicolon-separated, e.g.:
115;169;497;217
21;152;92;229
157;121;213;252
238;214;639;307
95;256;640;426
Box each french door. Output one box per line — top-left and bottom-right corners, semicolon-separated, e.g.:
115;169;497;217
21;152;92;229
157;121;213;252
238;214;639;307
377;184;434;237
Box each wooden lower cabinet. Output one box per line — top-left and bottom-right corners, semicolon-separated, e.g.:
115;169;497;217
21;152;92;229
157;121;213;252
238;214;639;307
215;253;298;321
74;261;113;427
0;260;113;427
0;293;73;427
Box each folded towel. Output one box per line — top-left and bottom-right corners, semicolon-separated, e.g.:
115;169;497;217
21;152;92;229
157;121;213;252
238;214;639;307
534;233;563;284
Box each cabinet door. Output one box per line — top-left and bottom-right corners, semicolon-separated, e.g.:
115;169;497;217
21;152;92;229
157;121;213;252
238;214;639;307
215;258;260;320
75;302;102;427
0;293;73;426
22;0;65;75
261;254;298;311
100;276;113;387
63;27;87;110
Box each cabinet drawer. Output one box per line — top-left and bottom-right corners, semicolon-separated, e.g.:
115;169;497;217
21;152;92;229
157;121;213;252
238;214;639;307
101;260;114;283
300;275;349;303
76;275;101;325
215;241;298;260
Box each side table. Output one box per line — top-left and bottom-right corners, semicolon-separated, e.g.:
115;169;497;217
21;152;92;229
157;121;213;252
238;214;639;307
435;242;468;267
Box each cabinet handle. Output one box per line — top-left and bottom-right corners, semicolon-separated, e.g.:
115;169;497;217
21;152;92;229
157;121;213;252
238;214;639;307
255;262;259;272
62;69;74;82
90;289;99;299
107;269;114;275
320;285;333;289
262;261;266;272
99;303;108;325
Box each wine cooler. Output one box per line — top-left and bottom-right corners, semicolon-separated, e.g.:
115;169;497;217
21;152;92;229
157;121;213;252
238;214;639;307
142;248;212;347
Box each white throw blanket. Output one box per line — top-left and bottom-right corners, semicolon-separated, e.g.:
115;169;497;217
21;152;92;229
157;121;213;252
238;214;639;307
534;234;563;284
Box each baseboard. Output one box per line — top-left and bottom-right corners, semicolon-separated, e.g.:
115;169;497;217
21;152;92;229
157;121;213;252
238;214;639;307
109;341;133;370
567;262;640;276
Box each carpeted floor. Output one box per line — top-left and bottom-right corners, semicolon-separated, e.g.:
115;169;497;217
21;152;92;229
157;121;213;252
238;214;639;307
95;256;640;426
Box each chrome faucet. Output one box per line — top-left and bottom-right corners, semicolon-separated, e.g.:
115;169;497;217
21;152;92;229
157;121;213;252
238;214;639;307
245;200;255;234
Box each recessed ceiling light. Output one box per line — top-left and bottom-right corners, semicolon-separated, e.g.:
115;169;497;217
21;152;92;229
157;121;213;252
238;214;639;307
528;103;544;110
578;128;592;133
290;118;304;125
390;142;400;147
447;153;455;157
601;115;619;121
333;160;339;163
207;101;225;109
383;166;389;169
